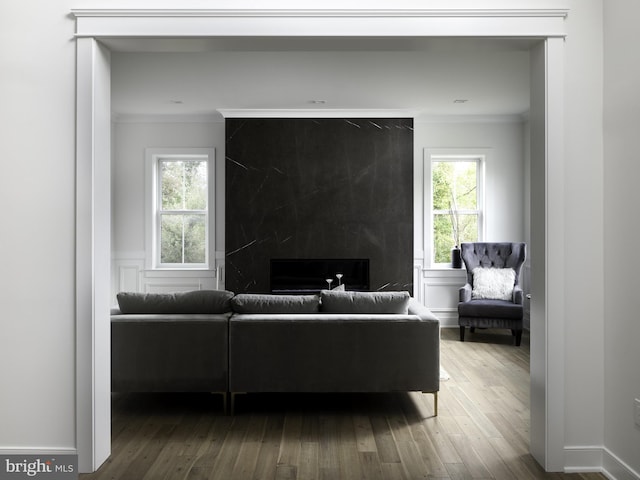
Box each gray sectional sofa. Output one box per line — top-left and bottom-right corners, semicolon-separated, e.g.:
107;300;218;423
111;289;440;415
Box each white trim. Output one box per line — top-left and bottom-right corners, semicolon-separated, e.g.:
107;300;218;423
71;9;569;19
564;446;640;480
416;114;526;124
0;448;78;455
75;37;111;473
113;113;223;124
219;108;416;118
144;147;216;271
143;269;216;278
564;446;604;473
603;447;640;480
74;6;568;474
71;8;568;39
543;37;567;471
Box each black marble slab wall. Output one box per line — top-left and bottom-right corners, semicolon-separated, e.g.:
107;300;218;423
225;118;413;294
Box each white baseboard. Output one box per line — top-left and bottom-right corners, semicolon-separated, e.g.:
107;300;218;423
603;447;640;480
565;446;604;473
0;448;77;455
564;446;640;480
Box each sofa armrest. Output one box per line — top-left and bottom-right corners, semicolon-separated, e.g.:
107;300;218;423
459;283;472;302
407;298;439;322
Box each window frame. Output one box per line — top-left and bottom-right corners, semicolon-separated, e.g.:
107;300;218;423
145;147;215;270
425;148;486;268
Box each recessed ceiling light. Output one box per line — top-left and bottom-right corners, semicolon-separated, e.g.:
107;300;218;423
453;99;468;103
309;100;327;104
170;100;184;104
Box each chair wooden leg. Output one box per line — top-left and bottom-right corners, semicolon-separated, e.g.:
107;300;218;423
515;330;523;346
459;326;465;342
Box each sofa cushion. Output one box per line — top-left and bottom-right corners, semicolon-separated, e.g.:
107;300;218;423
320;290;410;314
231;293;320;314
116;290;235;314
458;299;523;319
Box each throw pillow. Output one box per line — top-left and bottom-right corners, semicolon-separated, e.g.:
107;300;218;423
116;290;235;314
320;290;410;314
231;294;320;314
471;267;516;301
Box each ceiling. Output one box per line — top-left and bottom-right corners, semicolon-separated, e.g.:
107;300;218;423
109;37;535;119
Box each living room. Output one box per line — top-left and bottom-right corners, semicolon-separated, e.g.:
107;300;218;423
8;2;638;478
110;40;529;329
104;34;537;478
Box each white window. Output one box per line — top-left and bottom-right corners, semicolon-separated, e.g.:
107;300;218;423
145;148;215;269
427;150;485;266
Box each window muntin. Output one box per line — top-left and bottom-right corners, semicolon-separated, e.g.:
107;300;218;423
431;156;483;265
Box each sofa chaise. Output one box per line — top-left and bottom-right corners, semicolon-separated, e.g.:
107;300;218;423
111;289;440;415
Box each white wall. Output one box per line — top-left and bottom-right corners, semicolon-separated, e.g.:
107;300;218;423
0;0;621;477
112;118;226;297
0;0;77;453
603;0;640;477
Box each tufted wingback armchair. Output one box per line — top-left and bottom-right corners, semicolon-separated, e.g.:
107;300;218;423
458;242;526;346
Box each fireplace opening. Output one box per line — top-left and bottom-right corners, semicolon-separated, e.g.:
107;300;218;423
270;258;370;294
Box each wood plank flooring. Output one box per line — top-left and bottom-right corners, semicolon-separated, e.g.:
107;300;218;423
81;328;605;480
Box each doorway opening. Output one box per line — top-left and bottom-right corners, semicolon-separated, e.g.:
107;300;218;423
74;8;567;473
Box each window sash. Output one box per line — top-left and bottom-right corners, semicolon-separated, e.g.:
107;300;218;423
158;212;208;266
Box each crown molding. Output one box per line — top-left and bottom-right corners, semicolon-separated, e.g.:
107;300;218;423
112;113;223;124
71;9;568;19
111;111;526;123
217;109;417;119
415;114;527;124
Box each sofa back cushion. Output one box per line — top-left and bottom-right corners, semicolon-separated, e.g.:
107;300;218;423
231;294;320;314
116;290;235;314
320;290;410;314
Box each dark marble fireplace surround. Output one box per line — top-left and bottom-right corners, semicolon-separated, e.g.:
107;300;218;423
225;118;413;294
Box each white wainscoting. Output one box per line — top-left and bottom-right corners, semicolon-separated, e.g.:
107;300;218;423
111;252;225;303
414;261;467;327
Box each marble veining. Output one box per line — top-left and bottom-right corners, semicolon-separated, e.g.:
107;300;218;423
225;118;413;294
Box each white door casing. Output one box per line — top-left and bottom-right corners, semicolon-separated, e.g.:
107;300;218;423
72;7;567;473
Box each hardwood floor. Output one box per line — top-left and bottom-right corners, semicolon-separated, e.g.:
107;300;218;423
81;328;605;480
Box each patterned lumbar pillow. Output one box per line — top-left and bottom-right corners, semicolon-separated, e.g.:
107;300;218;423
471;267;516;301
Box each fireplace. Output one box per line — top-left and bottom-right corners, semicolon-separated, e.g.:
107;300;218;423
270;258;370;294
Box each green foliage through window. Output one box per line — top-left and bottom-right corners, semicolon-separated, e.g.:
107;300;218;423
158;159;208;265
432;159;480;263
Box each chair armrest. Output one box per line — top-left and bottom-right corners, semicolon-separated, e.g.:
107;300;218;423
513;286;524;305
459;284;472;302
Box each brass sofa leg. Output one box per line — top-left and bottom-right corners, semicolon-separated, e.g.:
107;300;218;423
423;391;438;416
212;392;228;415
230;392;246;415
